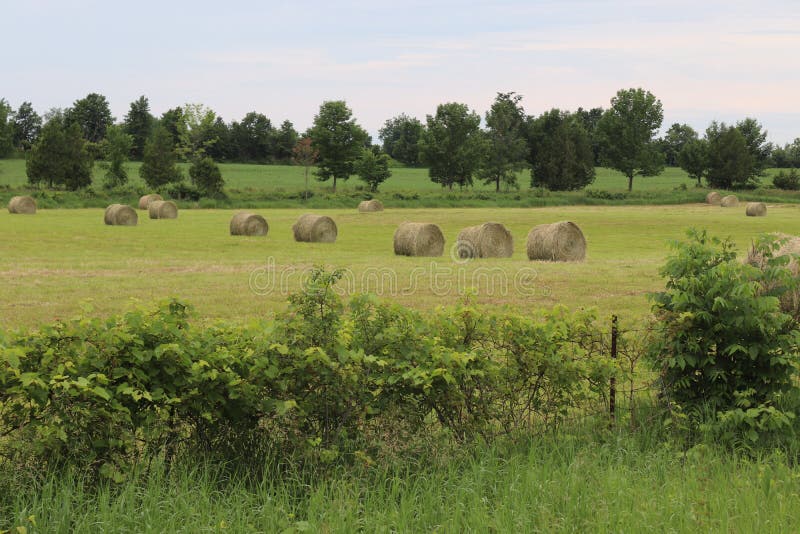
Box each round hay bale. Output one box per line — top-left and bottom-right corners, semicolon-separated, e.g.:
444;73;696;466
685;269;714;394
230;212;269;236
456;222;513;258
292;213;337;243
104;204;138;226
526;221;586;262
705;191;722;205
358;199;384;212
148;200;178;219
745;202;767;217
138;193;163;210
8;195;37;214
720;194;739;207
393;222;445;257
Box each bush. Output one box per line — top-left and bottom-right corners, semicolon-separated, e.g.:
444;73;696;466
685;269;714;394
189;157;225;197
586;189;626;200
772;169;800;190
648;229;800;445
0;269;615;480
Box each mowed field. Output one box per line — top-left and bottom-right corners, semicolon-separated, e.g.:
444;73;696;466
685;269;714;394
3;203;799;329
0;158;700;192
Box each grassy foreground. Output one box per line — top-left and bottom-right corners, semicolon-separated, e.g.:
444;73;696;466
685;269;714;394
3;204;800;328
4;429;800;532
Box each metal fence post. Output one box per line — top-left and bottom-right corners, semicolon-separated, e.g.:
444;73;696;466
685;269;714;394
610;314;618;426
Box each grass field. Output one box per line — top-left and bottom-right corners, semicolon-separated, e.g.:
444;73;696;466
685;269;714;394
0;157;701;191
3;203;799;329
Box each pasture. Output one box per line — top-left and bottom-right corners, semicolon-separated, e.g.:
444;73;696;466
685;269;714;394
3;202;799;329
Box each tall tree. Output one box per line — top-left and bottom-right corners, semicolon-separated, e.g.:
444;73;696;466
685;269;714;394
379;114;424;166
596;88;664;191
274;120;299;162
479;92;528;191
11;102;42;151
139;125;182;188
101;125;133;188
230;112;276;162
292;137;318;199
159;107;185;149
64;93;114;143
574;107;604;165
419;102;485;190
677;138;708;186
178;103;220;160
660;123;698;167
26;118;93;189
0;99;13;158
122;96;153;160
705;122;758;189
527;109;595;191
355;147;392;192
735;117;771;176
204;117;232;161
307;100;369;192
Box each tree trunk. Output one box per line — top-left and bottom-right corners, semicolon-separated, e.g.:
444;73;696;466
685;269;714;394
304;167;309;200
627;174;633;192
496;177;500;192
333;176;337;193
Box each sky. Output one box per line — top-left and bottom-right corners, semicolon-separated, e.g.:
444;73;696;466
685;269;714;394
3;0;800;144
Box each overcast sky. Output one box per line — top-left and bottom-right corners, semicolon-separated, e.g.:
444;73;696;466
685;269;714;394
4;0;799;143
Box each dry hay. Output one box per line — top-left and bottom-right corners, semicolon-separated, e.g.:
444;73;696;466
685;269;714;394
230;212;269;236
138;193;163;210
8;195;36;214
745;202;767;217
705;191;722;205
148;200;178;219
358;199;384;212
746;233;800;320
720;194;739;207
292;213;338;243
455;222;513;258
104;204;138;226
393;222;445;257
526;221;586;262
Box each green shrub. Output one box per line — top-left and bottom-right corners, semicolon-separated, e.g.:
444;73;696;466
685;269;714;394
648;229;800;445
772;169;800;190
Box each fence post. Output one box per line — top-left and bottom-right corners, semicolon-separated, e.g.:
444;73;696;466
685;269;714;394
610;314;618;426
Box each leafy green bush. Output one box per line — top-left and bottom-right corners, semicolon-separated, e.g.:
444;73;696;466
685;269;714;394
0;269;615;480
772;169;800;190
586;189;626;200
648;229;800;445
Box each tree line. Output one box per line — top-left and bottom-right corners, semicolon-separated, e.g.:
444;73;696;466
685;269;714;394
0;90;796;194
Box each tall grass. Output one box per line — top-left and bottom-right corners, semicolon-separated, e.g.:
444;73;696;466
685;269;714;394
4;422;800;532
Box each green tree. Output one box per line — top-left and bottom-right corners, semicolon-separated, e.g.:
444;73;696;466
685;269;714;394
230;111;276;162
0;99;13;157
178;103;220;160
101;125;133;188
159;107;185;148
204;117;232;162
527;109;595;191
307;100;369;192
275;120;299;162
292;137;318;199
596;88;664;191
122;95;153;160
419;102;486;190
355;147;392;192
11;101;42;151
64;93;114;143
189;156;224;197
736;117;771;175
139;125;182;188
479;92;528;191
379;113;424;166
705;122;757;189
574;107;604;165
677;138;708;186
26;119;93;189
660;123;698;166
